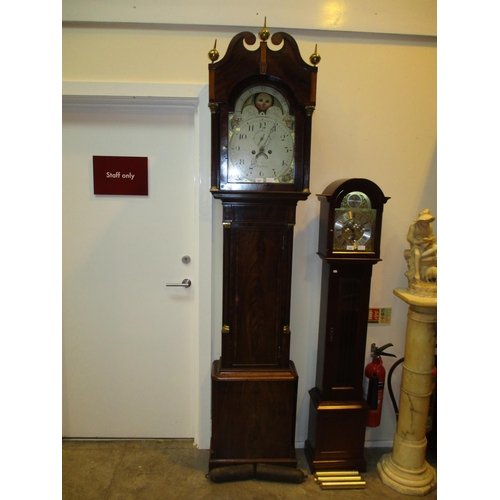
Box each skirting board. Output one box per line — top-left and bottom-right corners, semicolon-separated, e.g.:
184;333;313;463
295;440;393;448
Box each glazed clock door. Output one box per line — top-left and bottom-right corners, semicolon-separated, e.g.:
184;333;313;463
227;84;296;185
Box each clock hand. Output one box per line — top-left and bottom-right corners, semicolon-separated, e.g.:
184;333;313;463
254;123;278;160
258;123;277;149
254;131;268;147
265;123;277;144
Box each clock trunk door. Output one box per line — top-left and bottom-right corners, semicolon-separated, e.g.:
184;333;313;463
320;263;374;401
220;204;295;369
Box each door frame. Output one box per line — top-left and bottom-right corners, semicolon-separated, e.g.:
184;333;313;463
62;82;212;449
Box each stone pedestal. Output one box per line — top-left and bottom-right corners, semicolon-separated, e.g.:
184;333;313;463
377;288;437;496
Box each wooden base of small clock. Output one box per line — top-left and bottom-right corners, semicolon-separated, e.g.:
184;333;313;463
305;387;368;473
209;359;298;471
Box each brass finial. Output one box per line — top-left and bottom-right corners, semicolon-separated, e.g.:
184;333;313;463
310;44;321;66
208;39;219;62
259;17;270;41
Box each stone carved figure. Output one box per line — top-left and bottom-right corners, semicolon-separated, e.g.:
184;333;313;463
404;209;437;297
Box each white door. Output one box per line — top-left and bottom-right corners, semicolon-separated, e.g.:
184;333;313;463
62;92;209;439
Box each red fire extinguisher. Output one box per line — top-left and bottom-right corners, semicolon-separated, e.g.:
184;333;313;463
363;343;396;427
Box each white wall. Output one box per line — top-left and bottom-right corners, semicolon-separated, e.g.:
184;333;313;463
62;5;436;447
62;0;436;36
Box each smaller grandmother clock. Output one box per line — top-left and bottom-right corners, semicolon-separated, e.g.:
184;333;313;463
305;178;389;473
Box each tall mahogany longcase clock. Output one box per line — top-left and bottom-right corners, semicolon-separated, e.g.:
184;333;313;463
305;178;389;473
207;23;320;471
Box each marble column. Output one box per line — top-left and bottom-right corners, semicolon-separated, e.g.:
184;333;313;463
377;288;437;495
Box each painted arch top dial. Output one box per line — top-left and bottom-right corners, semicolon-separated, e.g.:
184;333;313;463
228;85;295;184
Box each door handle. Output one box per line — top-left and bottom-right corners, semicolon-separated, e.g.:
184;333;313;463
166;279;191;288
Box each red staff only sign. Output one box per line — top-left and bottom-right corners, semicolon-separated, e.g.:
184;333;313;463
93;156;148;196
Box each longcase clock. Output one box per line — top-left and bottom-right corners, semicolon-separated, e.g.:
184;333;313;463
207;24;320;471
305;178;389;473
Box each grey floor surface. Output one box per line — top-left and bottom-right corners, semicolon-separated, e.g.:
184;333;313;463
62;439;437;499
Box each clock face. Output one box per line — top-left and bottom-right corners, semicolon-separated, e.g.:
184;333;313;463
333;209;376;252
333;192;376;252
228;85;295;184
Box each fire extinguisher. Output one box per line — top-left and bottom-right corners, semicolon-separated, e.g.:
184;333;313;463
363;343;396;427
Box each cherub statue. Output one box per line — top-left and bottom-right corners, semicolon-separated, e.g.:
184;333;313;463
404;209;437;296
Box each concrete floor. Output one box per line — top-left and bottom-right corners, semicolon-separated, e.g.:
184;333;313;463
62;439;437;499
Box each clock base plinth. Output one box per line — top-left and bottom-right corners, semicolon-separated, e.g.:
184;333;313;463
209;359;298;471
305;387;368;473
